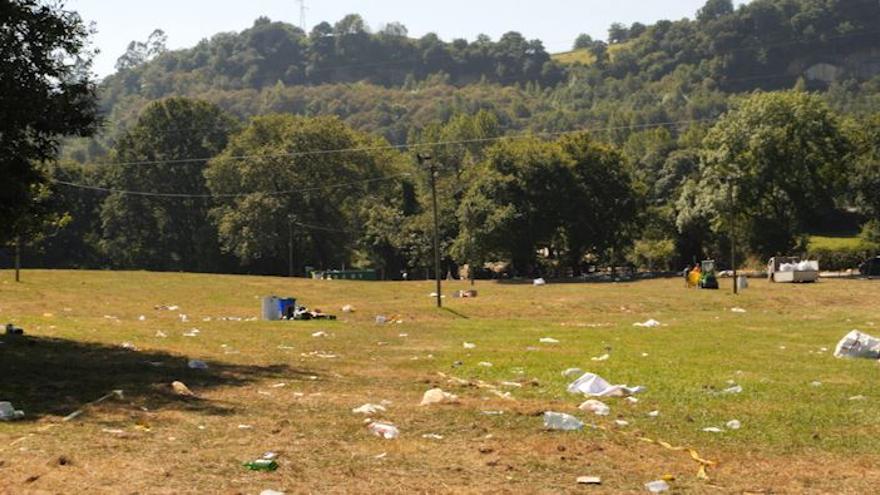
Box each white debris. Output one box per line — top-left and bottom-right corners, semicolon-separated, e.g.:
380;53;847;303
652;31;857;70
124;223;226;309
260;490;285;495
543;411;584;431
352;403;387;415
342;305;355;313
633;319;663;328
238;424;254;430
625;396;639;404
463;342;476;349
138;315;146;321
726;419;742;430
562;368;584;378
811;381;823;387
311;331;329;338
178;314;189;322
533;278;547;286
577;476;602;485
500;381;523;388
722;385;743;395
171;381;194;396
367;421;399;439
591;353;610;362
648;410;660;417
478;362;493;368
120;342;138;351
578;399;610;416
567;373;645;397
422;433;444;440
645;480;670;493
0;402;25;421
731;307;747;313
420;388;459;406
614;419;630;427
154;331;167;338
849;395;868;401
539;337;560;344
702;427;723;433
187;359;209;370
834;330;880;359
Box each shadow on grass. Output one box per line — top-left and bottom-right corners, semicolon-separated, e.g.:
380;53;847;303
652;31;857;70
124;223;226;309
0;335;317;421
440;307;470;320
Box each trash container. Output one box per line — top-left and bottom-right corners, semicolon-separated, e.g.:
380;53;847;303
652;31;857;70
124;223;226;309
261;296;281;321
736;276;749;291
278;298;296;319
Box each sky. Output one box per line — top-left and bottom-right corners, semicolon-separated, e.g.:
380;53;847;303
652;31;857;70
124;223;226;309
67;0;748;78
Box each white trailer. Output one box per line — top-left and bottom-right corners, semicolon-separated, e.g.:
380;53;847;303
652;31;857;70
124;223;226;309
767;256;819;283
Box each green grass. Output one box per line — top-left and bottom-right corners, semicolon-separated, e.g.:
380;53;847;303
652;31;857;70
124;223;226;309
809;234;865;250
1;270;879;492
552;49;596;66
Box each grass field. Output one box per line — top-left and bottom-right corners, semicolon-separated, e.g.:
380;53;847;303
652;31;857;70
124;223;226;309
2;270;880;493
552;49;596;66
809;235;865;251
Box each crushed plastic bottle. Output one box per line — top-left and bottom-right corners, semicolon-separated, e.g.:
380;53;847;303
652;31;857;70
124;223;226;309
0;402;24;421
543;411;584;431
368;421;400;439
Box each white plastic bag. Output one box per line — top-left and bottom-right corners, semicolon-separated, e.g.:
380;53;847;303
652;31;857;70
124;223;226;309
834;330;880;359
567;373;645;397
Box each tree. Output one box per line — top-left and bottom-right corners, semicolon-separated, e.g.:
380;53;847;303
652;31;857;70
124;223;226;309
608;23;630;44
1;0;99;244
697;0;735;23
678;91;852;258
115;29;168;71
205;115;406;274
573;34;594;50
100;98;238;271
850;114;880;220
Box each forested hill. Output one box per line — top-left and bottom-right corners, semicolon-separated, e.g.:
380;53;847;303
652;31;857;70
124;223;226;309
69;0;880;162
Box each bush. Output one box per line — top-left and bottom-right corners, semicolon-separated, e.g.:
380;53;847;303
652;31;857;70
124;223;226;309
629;238;677;271
807;245;877;271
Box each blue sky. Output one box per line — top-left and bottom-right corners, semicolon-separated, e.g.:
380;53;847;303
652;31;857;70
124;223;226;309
68;0;749;77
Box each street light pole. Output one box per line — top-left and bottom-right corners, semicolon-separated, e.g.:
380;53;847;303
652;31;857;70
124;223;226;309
418;153;442;308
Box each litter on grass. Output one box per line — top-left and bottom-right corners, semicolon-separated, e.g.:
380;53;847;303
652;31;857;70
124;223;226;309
187;359;208;370
577;476;602;485
721;384;743;395
591;353;610;362
420;388;459;406
645;480;670;493
540;337;560;344
578;399;610;416
422;433;444;440
834;330;880;359
368;421;399;439
352;403;387;415
702;427;723;433
478;362;493;367
726;419;742;430
731;307;747;313
533;278;547;286
311;331;329;338
171;381;194;396
0;402;25;421
633;319;663;328
543;411;584;431
463;342;477;349
567;373;645;397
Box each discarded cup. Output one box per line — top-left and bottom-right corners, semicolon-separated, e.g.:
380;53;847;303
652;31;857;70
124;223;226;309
726;419;742;430
543;411;584;431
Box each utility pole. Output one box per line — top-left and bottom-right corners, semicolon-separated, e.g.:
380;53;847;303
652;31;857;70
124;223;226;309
296;0;307;31
14;236;21;283
727;177;737;295
418;153;442;308
288;215;295;278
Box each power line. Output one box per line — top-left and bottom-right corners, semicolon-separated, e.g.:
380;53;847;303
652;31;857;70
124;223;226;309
51;172;412;199
79;117;717;169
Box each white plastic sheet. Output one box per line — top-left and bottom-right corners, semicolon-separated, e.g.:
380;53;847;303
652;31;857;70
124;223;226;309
567;372;645;397
834;330;880;359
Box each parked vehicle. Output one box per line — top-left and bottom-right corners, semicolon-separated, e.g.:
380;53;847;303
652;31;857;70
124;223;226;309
860;256;880;278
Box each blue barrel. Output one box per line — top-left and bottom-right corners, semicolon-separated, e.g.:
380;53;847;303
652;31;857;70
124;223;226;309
278;298;296;319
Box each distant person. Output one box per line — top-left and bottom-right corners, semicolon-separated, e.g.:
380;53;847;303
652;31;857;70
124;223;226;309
687;264;701;288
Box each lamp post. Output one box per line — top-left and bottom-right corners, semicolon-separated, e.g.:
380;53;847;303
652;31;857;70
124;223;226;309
418;153;442;308
726;176;738;295
288;214;295;278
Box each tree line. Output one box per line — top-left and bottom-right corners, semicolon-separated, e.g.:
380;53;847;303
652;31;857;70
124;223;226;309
22;91;880;278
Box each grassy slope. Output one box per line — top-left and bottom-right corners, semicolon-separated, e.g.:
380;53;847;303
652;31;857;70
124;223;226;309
552;49;596;66
809;235;865;250
1;270;880;493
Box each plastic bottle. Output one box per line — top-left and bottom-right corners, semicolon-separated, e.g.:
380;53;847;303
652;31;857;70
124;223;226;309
543;411;584;431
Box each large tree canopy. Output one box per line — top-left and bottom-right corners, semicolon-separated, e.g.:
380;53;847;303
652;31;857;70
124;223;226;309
677;91;852;257
0;0;98;242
